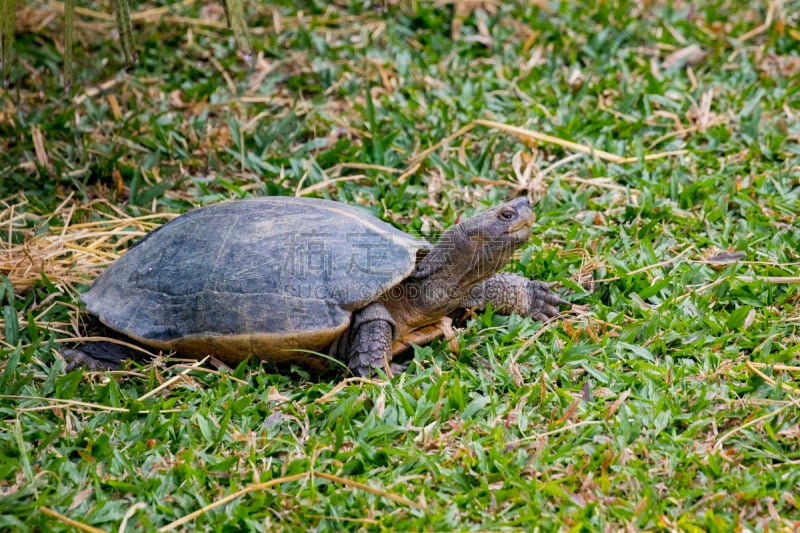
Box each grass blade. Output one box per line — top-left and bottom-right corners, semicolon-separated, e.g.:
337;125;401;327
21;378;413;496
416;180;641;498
222;0;252;62
13;418;36;496
63;0;75;91
1;0;16;87
112;0;137;65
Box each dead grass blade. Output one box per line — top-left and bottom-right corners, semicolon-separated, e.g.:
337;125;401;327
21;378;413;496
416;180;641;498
314;471;422;508
119;502;148;533
46;0;199;23
747;363;800;373
316;376;385;403
734;276;800;284
31;126;52;175
137;356;210;401
169;364;248;385
474;119;629;163
506;420;605;447
401;119;686;182
745;361;799;395
2;395;133;413
714;395;798;452
159;470;419;531
39;506;106;533
295;175;370;196
713;362;799;451
737;2;777;43
158;473;308;531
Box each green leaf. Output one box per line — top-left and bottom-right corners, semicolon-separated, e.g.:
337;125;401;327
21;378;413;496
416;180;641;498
3;305;18;345
726;305;752;331
461;395;491;420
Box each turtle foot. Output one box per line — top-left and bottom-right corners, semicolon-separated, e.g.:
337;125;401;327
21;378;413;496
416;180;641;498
60;341;133;372
351;361;408;378
526;279;570;321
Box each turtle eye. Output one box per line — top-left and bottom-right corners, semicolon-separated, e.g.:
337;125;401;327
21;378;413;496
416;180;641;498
499;208;515;221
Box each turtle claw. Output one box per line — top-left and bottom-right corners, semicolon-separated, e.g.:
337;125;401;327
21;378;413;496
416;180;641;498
390;361;409;375
526;280;570;320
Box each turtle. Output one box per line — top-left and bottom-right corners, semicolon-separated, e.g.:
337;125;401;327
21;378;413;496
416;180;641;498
63;196;568;376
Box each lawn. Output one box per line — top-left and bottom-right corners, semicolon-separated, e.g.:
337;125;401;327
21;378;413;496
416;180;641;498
1;0;800;530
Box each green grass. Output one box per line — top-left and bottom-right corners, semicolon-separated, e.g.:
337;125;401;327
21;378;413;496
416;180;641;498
2;0;800;530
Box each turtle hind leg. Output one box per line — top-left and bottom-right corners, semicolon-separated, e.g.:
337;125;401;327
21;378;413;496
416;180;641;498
343;302;398;378
60;341;138;372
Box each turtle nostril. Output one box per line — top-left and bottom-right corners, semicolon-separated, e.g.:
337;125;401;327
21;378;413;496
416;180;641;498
512;197;530;208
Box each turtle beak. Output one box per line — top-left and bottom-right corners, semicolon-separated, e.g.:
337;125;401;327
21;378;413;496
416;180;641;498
511;223;532;242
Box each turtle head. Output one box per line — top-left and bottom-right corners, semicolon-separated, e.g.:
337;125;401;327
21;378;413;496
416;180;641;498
458;196;533;248
411;197;533;288
454;196;533;279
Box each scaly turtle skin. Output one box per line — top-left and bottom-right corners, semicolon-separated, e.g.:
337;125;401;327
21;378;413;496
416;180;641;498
64;197;567;376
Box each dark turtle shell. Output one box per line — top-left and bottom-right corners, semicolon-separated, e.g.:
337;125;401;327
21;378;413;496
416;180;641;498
82;197;427;368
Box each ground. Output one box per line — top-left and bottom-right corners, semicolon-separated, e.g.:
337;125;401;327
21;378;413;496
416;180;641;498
1;0;800;530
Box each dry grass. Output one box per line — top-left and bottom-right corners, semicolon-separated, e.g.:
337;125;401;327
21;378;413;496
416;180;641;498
0;194;175;294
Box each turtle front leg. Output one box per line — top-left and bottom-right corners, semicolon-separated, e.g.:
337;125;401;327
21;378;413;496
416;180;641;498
461;273;569;321
342;302;400;377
